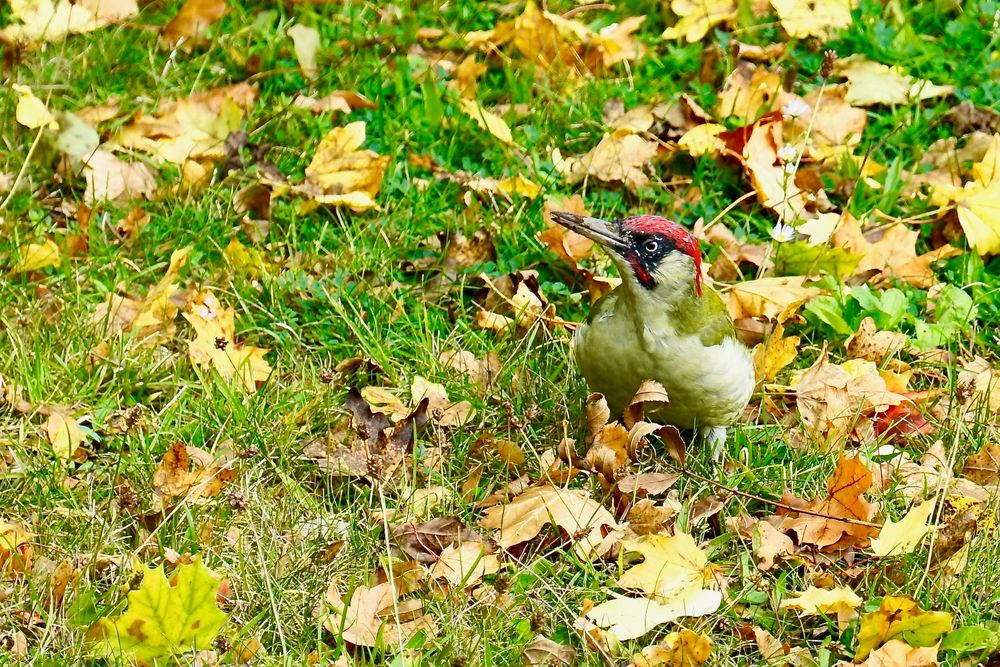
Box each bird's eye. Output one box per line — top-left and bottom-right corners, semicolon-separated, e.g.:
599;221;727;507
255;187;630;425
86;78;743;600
642;239;660;253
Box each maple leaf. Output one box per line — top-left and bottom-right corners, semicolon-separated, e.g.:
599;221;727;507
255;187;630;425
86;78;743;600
553;128;659;191
631;629;713;667
871;500;936;557
184;292;271;392
773;455;878;551
616;533;714;601
770;0;854;39
752;323;800;382
855;596;952;660
933;133;1000;256
89;558;228;662
780;585;863;627
834;56;954;107
292;121;391;212
661;0;736;43
964;443;1000;485
479;484;620;559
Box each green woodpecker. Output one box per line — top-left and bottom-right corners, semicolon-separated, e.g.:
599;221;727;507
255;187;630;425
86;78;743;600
551;211;754;459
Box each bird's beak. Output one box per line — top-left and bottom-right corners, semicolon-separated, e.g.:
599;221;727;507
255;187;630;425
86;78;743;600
549;211;628;255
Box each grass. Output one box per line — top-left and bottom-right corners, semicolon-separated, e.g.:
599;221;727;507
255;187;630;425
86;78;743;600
1;0;1000;665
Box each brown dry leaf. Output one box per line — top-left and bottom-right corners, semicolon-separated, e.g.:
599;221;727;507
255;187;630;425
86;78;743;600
834;56;953;107
773;455;877;551
958;357;1000;414
184;291;271;392
752;323;799;382
439;349;500;388
46;410;87;460
794;351;906;444
539;196;594;269
479;484;620;559
791;85;867;152
523;635;575;666
82;149;159;204
716;62;783;124
831;216;961;287
853;639;939;667
0;521;33;576
466;1;644;74
292;90;376;114
429;542;499;587
631;629;713;667
964;444;1000;486
92;247;190;343
617;473;681;498
553;129;659;191
626;499;680;536
727;276;821;323
161;0;226;49
753;520;795;570
321;580;435;649
738;116;810;222
661;0;736;42
303;389;428;480
780;585;863;628
847;317;908;363
292;121;390;212
411;376;474;427
390;517;485;565
1;0;138;44
152;441;236;503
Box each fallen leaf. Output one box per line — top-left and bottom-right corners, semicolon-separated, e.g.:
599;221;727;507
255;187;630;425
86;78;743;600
88;558;228;663
539;196;594;269
0;521;34;576
752;323;799;382
81;149;159;203
293;121;390;212
834;56;954;107
161;0;226;48
10;240;60;274
390;517;484;564
677;123;727;157
770;0;854;39
716;63;783;124
855;639;939;667
616;532;714;601
871;500;936;557
287;24;320;78
855;596;952;660
753;520;796;570
780;585;863;627
46;410;87;459
184;292;271;391
13;84;58;129
429;542;499;586
583;589;722;641
631;629;713;667
293;90;376;114
152;441;236;503
661;0;736;42
459;98;514;145
963;444;1000;486
411;376;474;427
321;580;435;648
933;134;1000;256
523;635;575;666
553;129;659;191
831;216;961;286
847;318;908;364
480;484;620;559
727;276;821;323
2;0;138;43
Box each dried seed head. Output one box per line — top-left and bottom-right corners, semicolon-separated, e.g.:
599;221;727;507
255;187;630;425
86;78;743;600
820;49;837;78
214;336;229;351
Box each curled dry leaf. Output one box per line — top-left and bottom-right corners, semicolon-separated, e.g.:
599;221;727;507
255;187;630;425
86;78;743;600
523;635;575;666
293;90;376;114
626;499;680;536
780;585;863;628
479;484;620;560
293;121;391;212
152;441;236;504
553;129;659;192
390;517;485;565
161;0;226;49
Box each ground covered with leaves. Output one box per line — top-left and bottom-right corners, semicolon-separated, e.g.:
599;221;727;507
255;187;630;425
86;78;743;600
2;0;1000;665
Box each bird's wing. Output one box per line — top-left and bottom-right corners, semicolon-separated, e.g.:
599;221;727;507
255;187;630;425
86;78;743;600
696;288;737;347
586;289;619;325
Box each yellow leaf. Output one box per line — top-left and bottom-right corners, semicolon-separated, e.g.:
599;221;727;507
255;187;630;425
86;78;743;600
46;410;86;459
855;596;952;660
584;589;721;641
677;123;726;157
0;521;33;576
770;0;854;39
617;533;714;601
184;292;271;392
89;557;228;662
780;585;863;627
951;134;1000;255
716;63;783;124
10;239;60;273
727;276;821;323
871;500;936;557
458;98;514;145
13;84;59;130
661;0;736;42
287;24;320;78
631;629;713;667
429;543;499;586
752;323;800;382
2;0;138;43
834;56;953;107
298;121;390;212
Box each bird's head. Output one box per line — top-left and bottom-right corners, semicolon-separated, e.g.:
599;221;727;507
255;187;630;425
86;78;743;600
550;212;703;297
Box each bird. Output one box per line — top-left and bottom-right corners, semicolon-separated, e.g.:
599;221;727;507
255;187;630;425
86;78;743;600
549;211;755;460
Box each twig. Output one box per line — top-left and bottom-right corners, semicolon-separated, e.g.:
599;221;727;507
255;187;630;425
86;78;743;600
701;190;757;232
0;125;45;212
562;3;611;18
670;463;882;529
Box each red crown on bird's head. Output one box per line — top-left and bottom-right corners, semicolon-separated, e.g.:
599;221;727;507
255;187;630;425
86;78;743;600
621;215;703;296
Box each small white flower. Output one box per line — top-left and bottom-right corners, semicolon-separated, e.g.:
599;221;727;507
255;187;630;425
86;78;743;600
783;161;797;175
770;222;796;243
777;145;797;163
781;98;811;119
